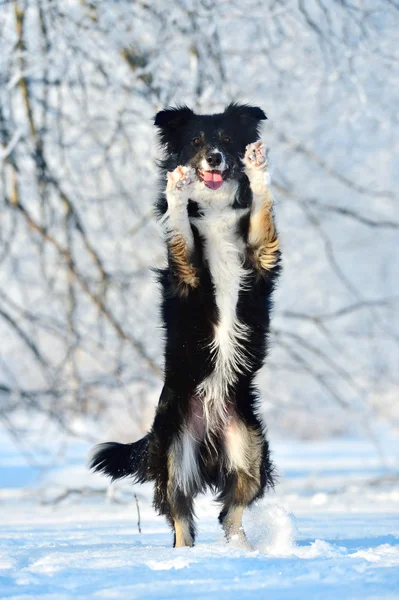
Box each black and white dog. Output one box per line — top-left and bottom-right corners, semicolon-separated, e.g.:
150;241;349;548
90;103;281;548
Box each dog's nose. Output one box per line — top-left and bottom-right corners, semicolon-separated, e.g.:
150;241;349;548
206;153;222;168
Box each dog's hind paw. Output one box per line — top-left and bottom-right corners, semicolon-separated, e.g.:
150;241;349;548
167;165;195;192
243;141;269;170
227;531;254;552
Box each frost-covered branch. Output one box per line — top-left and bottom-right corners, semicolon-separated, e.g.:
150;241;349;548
0;0;397;442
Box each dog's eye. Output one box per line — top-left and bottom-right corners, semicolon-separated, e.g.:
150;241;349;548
192;137;202;146
222;136;232;143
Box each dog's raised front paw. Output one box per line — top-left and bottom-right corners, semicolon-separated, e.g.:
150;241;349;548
243;141;269;170
167;165;195;192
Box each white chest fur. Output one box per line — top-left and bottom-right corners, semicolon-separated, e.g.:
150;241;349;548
192;207;250;429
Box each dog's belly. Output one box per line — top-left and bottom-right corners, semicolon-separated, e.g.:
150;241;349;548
174;398;260;493
193;209;249;430
189;394;206;439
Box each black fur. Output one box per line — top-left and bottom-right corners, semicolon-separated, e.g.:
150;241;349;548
90;103;281;547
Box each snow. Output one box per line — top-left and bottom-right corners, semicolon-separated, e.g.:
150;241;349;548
1;433;398;599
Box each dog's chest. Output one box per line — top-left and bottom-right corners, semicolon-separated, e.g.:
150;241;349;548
194;210;246;326
192;209;249;415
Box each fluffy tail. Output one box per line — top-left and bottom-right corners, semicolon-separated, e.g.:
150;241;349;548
89;435;151;483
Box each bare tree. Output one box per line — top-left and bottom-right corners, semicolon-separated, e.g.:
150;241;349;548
0;0;398;446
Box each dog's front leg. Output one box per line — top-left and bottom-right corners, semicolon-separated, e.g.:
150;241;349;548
165;166;199;294
243;142;280;272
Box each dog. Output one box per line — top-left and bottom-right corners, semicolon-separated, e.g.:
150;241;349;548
90;103;281;548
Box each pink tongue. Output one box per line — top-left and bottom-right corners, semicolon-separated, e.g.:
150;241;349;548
203;171;224;190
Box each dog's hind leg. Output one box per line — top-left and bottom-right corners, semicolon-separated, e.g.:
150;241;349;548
166;479;196;548
218;504;246;542
217;471;258;550
153;465;196;548
152;393;203;547
169;489;196;548
166;430;202;547
217;416;267;548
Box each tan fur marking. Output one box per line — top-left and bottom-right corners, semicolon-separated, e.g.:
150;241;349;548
232;426;263;505
234;469;261;505
249;197;280;273
225;418;262;475
174;519;193;548
222;505;244;537
169;233;199;294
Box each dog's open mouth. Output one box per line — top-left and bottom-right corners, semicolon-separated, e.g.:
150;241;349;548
198;169;225;191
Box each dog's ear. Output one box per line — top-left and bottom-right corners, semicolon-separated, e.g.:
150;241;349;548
224;103;267;142
224;103;267;123
154;106;194;131
154;106;194;150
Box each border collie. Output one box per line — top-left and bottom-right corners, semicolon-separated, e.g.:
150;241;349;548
90;103;281;548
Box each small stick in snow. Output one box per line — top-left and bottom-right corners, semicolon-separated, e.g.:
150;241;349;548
134;493;142;534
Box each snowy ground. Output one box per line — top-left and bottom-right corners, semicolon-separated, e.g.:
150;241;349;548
1;432;399;599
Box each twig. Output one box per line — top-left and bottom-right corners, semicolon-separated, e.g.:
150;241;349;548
272;129;397;200
275;183;399;229
134;493;142;534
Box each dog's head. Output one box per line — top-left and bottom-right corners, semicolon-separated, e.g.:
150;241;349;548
154;103;266;191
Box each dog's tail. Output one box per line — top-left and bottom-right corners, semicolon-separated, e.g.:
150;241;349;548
89;435;151;483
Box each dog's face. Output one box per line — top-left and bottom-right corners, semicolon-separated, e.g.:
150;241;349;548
155;103;266;192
